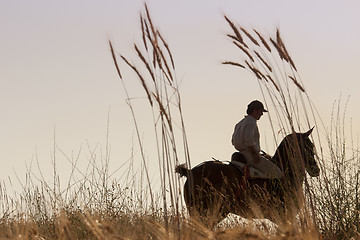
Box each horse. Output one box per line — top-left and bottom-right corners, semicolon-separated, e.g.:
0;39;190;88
175;128;320;226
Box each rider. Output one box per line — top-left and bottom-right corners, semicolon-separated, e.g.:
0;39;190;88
231;100;282;179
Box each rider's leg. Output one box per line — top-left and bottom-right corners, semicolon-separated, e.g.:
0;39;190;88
240;151;282;179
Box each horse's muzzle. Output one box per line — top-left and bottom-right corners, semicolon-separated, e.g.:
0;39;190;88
307;165;320;177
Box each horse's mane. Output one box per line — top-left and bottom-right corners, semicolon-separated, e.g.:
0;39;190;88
272;132;314;182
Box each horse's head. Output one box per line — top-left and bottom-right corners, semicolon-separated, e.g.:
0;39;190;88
275;127;320;180
299;127;320;177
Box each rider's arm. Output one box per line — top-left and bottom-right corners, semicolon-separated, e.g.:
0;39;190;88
243;124;260;164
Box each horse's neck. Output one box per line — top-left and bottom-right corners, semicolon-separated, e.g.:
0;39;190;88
272;145;305;187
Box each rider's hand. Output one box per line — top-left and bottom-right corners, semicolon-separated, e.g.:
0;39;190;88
261;150;271;160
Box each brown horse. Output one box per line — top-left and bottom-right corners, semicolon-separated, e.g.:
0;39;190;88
175;128;320;225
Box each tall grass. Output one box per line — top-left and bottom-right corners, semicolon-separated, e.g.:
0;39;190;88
109;3;191;231
0;3;359;239
311;98;360;239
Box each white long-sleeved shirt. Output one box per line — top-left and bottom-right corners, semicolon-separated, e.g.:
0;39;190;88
231;115;260;152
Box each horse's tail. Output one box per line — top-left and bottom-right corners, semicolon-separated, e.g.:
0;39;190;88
175;164;190;177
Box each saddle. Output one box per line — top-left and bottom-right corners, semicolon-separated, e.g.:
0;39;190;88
230;152;269;179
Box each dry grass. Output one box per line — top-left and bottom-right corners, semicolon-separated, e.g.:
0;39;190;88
0;4;359;240
0;160;320;239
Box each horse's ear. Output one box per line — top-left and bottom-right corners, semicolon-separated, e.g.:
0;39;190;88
304;127;314;137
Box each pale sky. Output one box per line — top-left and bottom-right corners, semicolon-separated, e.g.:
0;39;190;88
1;0;360;193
